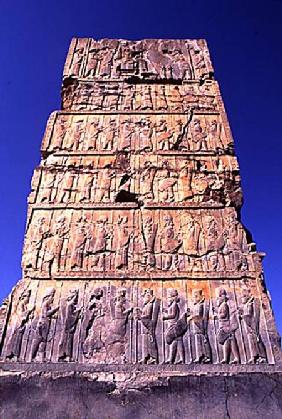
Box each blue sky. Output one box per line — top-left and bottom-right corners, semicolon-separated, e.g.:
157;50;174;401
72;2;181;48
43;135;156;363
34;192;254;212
1;0;281;332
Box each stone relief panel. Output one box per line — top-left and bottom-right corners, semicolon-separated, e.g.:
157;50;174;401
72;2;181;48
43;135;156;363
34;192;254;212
0;279;275;365
42;113;232;155
22;208;258;278
64;38;213;81
61;81;219;113
29;155;241;208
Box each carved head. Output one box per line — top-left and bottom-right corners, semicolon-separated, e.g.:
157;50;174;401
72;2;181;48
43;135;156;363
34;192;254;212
43;287;56;304
167;289;180;305
68;289;79;304
216;288;228;305
115;288;127;304
91;287;104;301
19;289;31;305
142;289;154;303
192;289;203;304
241;288;251;304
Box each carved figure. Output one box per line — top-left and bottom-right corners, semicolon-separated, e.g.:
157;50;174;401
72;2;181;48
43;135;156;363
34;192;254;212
89;216;111;270
239;288;267;364
57;172;76;203
141;216;158;268
214;288;240;364
100;118;116;150
79;173;95;202
157;161;178;202
39;172;56;203
86;120;102;150
138;118;153;152
70;217;91;270
139;161;156;202
207;119;224;150
106;288;133;363
58;289;82;362
5;290;34;361
187;289;211;363
178;161;193;201
163;289;186;364
96;166;115;202
136;289;160;364
159;215;182;270
114;216;133;269
191;119;208;151
155;119;174;151
82;288;104;358
24;216;47;269
31;288;59;362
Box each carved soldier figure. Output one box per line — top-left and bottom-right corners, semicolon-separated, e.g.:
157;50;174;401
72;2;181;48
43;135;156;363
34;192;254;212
24;216;47;270
155;85;167;111
5;290;34;361
31;288;59;362
105;288;133;362
79;173;95;202
214;288;240;364
57;171;76;203
96;165;115;202
52;215;69;271
167;85;183;112
135;289;160;364
163;289;186;364
66;119;85;151
178;160;194;201
172;119;187;150
207;119;224;150
239;288;267;364
139;161;156;202
99;46;114;77
53;116;69;150
82;288;105;358
157;161;178;202
70;216;91;270
138;118;153;152
70;45;84;75
155;118;174;151
38;171;56;203
204;216;225;271
86;119;102;150
58;289;82;362
190;118;208;151
119;119;134;151
187;289;211;363
159;215;182;270
89;216;111;270
223;211;248;270
140;85;153;110
100;118;116;150
85;47;99;77
141;216;158;269
114;216;133;269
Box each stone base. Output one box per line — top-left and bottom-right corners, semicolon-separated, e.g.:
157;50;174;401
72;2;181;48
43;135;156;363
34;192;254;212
1;364;282;418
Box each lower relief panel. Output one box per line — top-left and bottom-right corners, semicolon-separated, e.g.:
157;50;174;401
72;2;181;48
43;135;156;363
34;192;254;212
0;277;277;366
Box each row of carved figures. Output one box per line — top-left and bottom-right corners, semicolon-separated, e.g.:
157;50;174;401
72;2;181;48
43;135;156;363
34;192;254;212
62;82;218;113
68;39;210;80
33;164;240;206
23;212;251;274
3;286;268;365
49;116;227;153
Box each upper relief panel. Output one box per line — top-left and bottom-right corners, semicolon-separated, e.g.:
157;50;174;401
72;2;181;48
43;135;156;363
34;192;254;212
63;38;214;82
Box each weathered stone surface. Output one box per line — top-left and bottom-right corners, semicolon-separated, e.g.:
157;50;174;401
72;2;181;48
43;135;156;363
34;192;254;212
0;37;281;416
1;367;282;419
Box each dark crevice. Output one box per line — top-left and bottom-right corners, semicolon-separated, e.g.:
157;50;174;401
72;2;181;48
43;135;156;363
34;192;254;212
115;190;139;203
